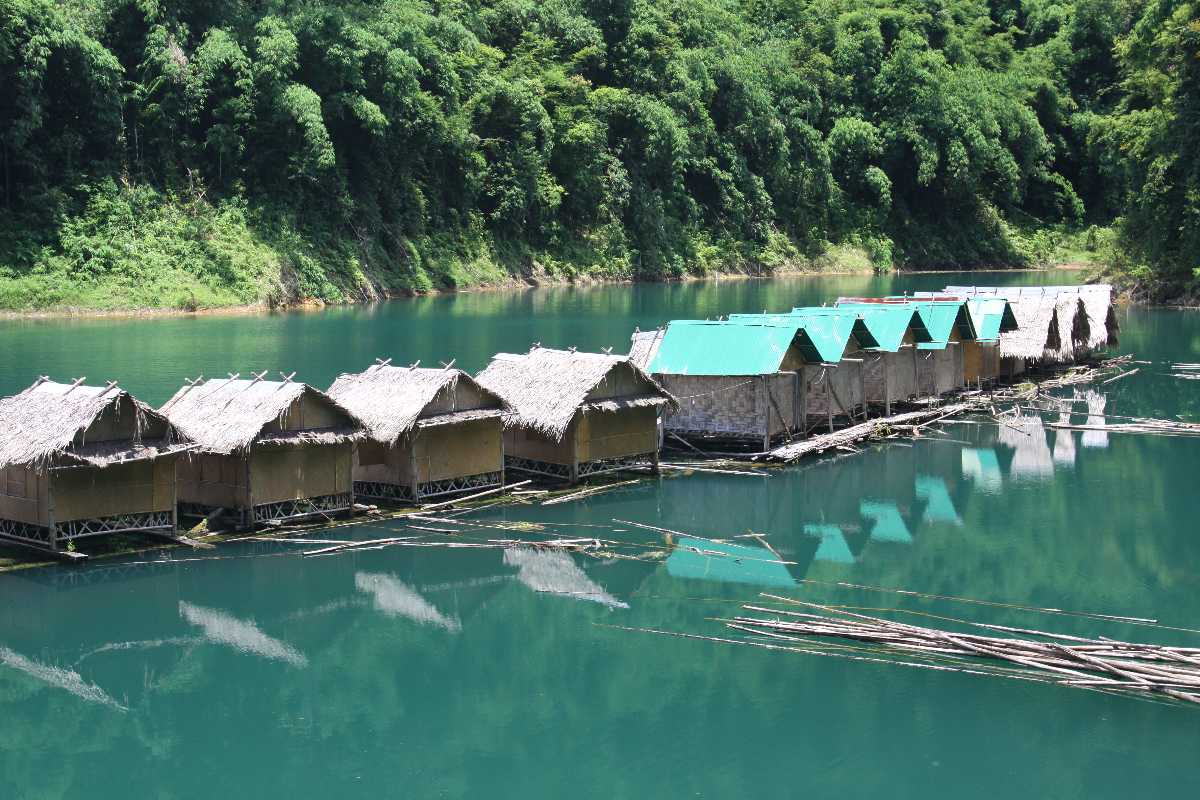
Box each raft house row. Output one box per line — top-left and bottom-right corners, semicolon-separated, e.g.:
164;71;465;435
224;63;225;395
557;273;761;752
0;285;1115;556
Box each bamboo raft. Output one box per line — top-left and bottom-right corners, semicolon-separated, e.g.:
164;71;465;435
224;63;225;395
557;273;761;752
725;596;1200;706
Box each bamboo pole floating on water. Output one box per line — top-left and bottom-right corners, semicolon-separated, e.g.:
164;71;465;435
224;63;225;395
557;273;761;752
417;480;532;510
724;596;1200;706
541;479;640;506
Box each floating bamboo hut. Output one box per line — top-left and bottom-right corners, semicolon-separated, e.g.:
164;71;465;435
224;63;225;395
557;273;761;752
947;285;1119;352
838;298;976;397
945;285;1114;369
326;361;511;504
476;347;675;483
833;301;933;413
0;378;190;554
907;299;977;395
915;294;1018;385
781;309;879;428
631;320;810;449
160;376;364;528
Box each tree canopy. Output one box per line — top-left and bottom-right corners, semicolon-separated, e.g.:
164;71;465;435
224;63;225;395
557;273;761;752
0;0;1194;308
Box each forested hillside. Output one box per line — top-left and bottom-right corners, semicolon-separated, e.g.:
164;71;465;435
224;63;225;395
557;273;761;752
0;0;1196;309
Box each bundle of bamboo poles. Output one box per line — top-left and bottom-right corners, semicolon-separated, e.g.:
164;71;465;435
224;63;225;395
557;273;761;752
1171;363;1200;381
728;596;1200;706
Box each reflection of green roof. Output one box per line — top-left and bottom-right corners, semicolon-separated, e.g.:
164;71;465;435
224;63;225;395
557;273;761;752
648;321;801;375
666;537;796;587
859;501;913;543
834;303;932;351
961;447;1003;487
804;524;855;563
915;476;962;524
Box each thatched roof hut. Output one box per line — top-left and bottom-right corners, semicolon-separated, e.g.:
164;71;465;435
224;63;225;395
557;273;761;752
326;364;511;503
327;364;508;445
0;378;191;553
978;295;1061;361
161;377;363;454
476;347;675;482
477;347;673;442
947;284;1118;349
160;377;365;527
0;378;185;470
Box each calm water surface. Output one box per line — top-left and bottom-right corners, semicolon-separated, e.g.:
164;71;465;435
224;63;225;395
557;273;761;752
1;271;1198;799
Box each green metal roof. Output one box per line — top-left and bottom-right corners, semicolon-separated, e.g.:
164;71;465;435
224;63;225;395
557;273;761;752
833;303;932;351
723;313;858;364
647;320;802;375
965;298;1018;342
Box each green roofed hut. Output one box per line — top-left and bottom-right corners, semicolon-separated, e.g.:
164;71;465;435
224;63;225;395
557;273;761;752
914;294;1018;385
834;301;933;414
857;298;977;396
910;298;977;396
326;362;510;505
631;319;810;449
160;376;365;529
0;378;191;556
476;347;675;484
778;308;880;430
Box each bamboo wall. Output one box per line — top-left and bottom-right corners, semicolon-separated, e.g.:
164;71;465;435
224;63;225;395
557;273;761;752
266;393;350;434
504;424;578;466
804;362;863;420
584;363;653;401
917;351;937;397
355;417;505;487
888;350;918;401
177;453;250;508
249;443;353;505
963;341;1001;383
933;347;961;394
0;466;45;526
659;374;797;439
576;406;659;462
73;394;169;445
414;418;503;482
1;458;177;527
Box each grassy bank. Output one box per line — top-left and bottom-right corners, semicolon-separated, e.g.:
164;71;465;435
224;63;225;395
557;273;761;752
0;185;1108;315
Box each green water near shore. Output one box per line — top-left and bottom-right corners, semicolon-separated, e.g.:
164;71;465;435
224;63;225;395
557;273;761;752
1;271;1198;799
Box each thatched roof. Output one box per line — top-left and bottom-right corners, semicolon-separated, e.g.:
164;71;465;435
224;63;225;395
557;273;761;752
1047;286;1116;348
0;378;186;470
327;365;508;445
996;296;1061;359
476;347;675;441
628;329;665;370
945;284;1118;352
160;377;363;455
1050;295;1089;361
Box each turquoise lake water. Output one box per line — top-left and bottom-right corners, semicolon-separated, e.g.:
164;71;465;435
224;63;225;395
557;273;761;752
0;271;1198;799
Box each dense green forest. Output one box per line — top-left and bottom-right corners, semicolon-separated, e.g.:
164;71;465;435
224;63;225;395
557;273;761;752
0;0;1196;310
